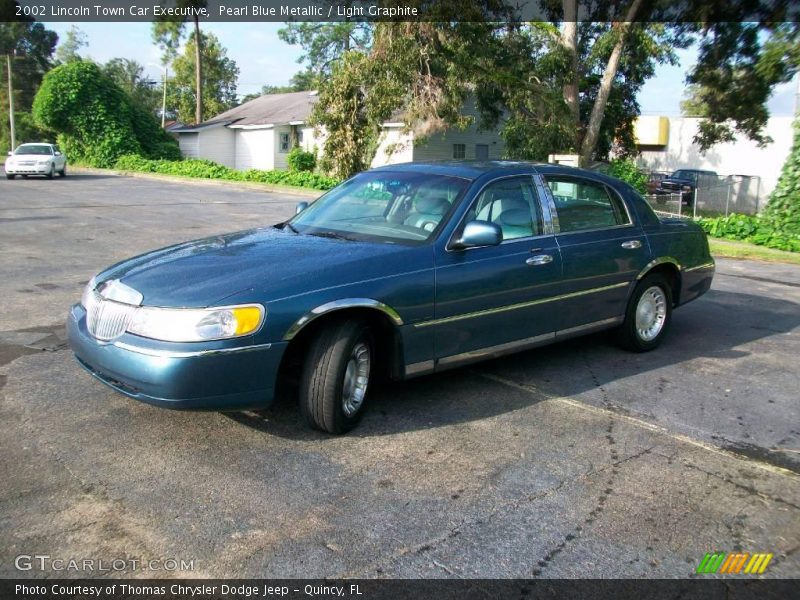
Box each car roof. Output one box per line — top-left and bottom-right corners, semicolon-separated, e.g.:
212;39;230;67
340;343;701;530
369;160;613;181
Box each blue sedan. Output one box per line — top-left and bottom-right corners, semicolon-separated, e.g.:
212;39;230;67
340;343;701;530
68;162;715;433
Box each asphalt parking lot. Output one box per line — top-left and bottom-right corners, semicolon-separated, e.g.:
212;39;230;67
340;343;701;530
1;172;798;579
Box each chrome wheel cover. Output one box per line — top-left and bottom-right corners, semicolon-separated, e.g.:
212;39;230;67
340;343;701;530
342;341;370;417
635;286;667;342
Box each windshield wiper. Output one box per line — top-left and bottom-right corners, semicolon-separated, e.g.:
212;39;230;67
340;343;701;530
308;230;356;241
283;222;299;234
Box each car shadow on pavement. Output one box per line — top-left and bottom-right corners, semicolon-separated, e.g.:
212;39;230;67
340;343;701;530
227;288;800;441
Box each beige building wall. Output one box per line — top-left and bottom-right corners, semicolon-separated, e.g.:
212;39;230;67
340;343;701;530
637;116;793;199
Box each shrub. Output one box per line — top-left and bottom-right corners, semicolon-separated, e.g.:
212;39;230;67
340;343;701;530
33;62;179;167
286;147;317;172
113;155;340;191
607;158;648;195
696;214;800;253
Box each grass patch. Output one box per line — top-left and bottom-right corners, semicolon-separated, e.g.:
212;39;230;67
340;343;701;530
709;238;800;265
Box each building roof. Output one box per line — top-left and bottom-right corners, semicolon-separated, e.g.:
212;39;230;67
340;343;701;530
171;90;318;132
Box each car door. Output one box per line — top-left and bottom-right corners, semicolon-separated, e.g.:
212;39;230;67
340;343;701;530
541;174;649;334
430;175;562;365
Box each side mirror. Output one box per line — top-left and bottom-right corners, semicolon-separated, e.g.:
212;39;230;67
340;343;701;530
295;201;309;214
54;151;61;156
6;151;11;157
451;220;503;250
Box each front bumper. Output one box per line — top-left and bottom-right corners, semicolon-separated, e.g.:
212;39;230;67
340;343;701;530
67;304;286;410
5;163;52;175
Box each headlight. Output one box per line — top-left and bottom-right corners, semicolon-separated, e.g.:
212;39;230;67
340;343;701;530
682;185;692;191
37;159;51;165
126;304;265;342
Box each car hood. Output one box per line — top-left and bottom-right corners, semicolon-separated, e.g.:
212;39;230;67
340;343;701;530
97;227;427;307
8;154;50;159
660;178;692;186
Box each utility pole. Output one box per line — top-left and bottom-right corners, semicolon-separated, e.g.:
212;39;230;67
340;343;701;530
161;65;168;128
6;54;15;151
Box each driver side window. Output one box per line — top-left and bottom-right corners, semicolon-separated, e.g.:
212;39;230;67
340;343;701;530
469;178;542;240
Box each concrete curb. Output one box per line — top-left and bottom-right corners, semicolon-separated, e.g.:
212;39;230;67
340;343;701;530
71;166;324;198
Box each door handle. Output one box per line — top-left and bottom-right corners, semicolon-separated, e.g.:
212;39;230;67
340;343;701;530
526;254;553;266
621;240;642;249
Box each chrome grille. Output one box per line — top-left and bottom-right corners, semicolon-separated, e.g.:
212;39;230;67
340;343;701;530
85;291;138;341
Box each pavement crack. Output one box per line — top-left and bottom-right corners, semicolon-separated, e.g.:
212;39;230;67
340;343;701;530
680;460;800;511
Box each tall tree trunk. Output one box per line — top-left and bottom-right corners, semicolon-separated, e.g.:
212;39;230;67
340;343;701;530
193;15;203;124
578;0;643;166
561;0;580;147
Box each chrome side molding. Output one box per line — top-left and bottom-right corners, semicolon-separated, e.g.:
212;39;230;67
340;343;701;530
636;257;682;280
113;341;273;359
283;298;404;341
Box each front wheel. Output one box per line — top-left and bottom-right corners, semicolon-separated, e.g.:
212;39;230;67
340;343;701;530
300;319;373;434
617;274;672;352
46;164;54;179
5;173;14;180
58;165;67;177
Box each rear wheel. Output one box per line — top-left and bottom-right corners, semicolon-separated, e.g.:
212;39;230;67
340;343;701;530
300;319;373;434
617;273;672;352
58;165;67;177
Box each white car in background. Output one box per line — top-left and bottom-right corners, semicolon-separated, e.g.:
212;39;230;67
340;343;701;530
4;143;67;179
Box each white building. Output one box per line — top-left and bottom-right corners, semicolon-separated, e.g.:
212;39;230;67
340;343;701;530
634;115;794;201
170;91;505;171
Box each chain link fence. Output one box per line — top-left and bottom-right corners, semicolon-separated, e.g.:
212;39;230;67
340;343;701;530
642;171;763;220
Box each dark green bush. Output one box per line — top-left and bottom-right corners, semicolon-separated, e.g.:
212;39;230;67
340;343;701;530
696;214;800;253
114;155;340;191
33;62;179;167
286;147;317;172
607;158;648;195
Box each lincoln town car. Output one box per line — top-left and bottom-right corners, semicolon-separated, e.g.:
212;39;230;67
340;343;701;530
67;162;715;433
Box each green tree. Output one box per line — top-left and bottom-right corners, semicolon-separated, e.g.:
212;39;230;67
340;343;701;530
0;9;58;152
278;21;372;84
103;58;160;115
33;61;179;167
684;22;800;150
54;25;87;64
168;31;238;123
762;119;800;242
152;0;208;124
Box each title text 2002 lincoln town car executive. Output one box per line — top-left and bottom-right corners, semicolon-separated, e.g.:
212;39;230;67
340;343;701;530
68;162;715;433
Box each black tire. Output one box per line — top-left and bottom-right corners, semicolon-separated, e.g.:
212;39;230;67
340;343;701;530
617;273;673;352
58;165;66;177
5;174;14;180
46;164;54;179
299;319;373;434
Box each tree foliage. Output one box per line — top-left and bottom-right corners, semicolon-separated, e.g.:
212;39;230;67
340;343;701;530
103;58;161;115
0;11;58;152
55;25;87;64
32;61;180;167
152;1;208;123
278;21;372;85
762;119;800;245
685;22;800;150
168;31;239;124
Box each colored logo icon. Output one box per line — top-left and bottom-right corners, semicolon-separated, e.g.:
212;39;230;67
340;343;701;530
696;552;773;574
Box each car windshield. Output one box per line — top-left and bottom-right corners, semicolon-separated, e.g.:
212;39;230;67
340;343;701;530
287;171;470;244
670;170;697;181
14;144;52;155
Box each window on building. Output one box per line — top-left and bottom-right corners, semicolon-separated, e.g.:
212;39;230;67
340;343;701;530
475;144;489;160
279;133;290;153
297;130;304;144
452;144;466;159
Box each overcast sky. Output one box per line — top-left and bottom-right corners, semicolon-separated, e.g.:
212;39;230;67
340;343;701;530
43;22;797;117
